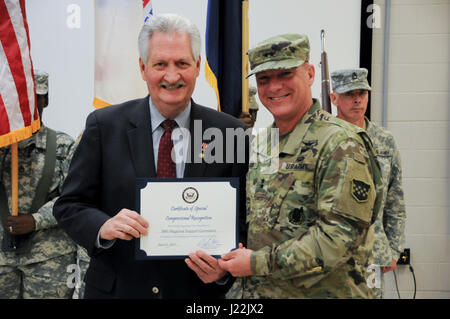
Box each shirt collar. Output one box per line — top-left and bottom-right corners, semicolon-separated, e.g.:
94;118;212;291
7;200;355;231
148;96;191;132
280;99;321;155
17;125;47;150
364;116;370;131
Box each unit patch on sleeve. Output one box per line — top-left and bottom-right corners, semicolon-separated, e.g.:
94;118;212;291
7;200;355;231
351;179;371;203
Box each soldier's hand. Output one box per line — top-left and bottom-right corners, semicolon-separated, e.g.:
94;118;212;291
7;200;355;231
238;112;254;128
185;250;227;283
218;243;254;277
99;209;149;241
5;214;36;235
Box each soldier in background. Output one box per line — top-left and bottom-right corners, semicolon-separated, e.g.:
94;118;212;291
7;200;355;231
330;68;406;298
0;70;77;298
238;86;259;128
220;34;383;298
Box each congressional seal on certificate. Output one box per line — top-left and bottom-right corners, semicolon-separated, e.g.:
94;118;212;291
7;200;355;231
135;178;239;259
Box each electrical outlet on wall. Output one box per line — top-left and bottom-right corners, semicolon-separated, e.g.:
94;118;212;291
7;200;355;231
397;248;410;265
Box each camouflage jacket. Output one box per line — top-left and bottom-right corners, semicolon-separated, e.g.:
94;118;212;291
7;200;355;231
0;126;77;266
239;100;383;298
365;118;406;266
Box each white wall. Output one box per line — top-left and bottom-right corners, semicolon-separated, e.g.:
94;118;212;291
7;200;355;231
26;0;94;140
24;0;450;299
372;0;450;299
26;0;361;139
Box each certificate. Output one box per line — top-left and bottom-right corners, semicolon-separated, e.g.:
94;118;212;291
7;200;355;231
135;178;239;259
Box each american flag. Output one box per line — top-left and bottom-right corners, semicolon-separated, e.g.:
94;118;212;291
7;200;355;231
0;0;40;148
143;0;153;24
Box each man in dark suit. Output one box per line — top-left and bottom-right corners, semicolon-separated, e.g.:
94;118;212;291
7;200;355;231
53;13;248;299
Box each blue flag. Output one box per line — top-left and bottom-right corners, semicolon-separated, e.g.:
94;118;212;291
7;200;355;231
205;0;242;117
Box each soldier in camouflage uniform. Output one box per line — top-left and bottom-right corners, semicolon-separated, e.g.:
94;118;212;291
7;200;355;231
330;68;406;298
0;70;77;298
219;34;383;298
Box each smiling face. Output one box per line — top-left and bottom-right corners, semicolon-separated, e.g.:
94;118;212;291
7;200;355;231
331;89;369;128
139;31;200;118
255;63;315;133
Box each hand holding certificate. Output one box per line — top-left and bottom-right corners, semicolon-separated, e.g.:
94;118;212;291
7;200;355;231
136;178;239;259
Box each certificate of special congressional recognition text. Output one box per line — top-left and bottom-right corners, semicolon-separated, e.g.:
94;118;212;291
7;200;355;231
135;178;239;259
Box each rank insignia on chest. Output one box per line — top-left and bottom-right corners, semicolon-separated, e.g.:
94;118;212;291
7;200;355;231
288;207;304;225
351;179;370;202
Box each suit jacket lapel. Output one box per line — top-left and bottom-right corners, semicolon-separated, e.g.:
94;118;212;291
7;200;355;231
127;97;157;178
184;101;208;178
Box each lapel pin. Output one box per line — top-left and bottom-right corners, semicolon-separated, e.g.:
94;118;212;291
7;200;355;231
199;142;208;159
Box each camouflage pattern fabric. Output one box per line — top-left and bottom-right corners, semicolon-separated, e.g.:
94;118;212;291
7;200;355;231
365;119;406;299
246;34;310;78
34;70;48;95
0;253;75;299
330;68;372;94
0;126;77;298
230;100;383;299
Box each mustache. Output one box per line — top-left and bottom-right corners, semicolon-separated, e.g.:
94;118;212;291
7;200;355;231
159;81;186;89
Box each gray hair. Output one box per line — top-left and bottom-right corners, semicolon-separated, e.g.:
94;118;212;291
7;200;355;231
138;13;201;65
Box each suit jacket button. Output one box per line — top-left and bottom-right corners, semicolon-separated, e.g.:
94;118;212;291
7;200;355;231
152;287;159;294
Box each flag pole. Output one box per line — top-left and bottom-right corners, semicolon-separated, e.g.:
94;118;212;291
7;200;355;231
11;142;18;216
241;0;249;113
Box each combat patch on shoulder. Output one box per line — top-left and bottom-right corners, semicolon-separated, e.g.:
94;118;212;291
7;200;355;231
351;179;371;203
333;158;375;224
